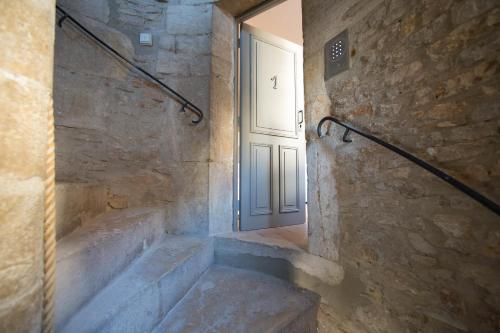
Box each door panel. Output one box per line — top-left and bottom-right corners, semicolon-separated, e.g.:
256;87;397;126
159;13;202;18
252;39;297;137
251;143;273;216
240;24;306;231
280;146;299;213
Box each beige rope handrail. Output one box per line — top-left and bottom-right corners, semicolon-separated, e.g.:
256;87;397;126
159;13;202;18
42;100;56;333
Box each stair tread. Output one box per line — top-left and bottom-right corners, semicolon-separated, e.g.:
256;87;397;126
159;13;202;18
56;207;167;331
61;235;212;333
57;207;164;259
153;265;319;333
215;233;344;286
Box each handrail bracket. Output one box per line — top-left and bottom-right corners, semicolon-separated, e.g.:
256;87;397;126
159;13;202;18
342;128;352;143
58;14;68;27
179;103;188;113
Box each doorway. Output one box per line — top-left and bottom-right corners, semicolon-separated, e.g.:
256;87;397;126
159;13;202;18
236;0;307;235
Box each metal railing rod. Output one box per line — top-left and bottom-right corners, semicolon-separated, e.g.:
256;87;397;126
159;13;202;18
56;5;203;124
317;116;500;216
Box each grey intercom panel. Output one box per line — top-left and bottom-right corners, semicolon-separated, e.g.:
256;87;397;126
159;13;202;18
324;29;349;80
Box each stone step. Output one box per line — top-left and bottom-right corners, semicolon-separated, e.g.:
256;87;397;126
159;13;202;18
214;232;344;305
55;207;166;330
152;265;320;333
60;235;214;333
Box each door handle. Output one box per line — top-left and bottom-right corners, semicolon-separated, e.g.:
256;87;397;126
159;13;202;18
298;110;304;128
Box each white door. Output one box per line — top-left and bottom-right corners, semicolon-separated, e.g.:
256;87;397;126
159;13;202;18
240;24;306;231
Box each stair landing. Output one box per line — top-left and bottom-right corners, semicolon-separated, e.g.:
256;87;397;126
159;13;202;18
153;265;319;333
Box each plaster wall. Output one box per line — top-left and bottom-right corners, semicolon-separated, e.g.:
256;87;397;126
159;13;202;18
245;0;303;45
303;0;500;331
0;1;56;331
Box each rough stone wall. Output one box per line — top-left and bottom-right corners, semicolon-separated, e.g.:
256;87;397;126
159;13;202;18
0;1;56;331
304;0;500;332
209;6;236;235
54;0;214;234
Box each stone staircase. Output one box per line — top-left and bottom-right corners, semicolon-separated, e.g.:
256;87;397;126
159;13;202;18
152;266;319;333
55;207;167;329
55;208;323;333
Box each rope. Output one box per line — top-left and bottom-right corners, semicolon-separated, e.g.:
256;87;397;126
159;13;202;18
42;100;56;333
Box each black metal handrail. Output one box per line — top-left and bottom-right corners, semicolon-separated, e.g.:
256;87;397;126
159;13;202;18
55;5;203;124
317;116;500;216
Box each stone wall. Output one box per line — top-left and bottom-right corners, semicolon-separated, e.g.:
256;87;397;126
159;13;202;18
209;6;236;235
0;1;56;331
55;183;108;239
54;0;214;234
303;0;500;332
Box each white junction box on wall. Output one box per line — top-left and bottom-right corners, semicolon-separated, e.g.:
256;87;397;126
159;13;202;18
139;32;153;46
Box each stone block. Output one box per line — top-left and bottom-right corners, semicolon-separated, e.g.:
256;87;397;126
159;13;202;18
211;54;233;80
157;49;210;76
193;54;212;76
208;162;233;235
156;51;190;74
212;5;235;43
163;75;211;117
176;34;211;55
115;0;166;29
55;208;166;330
0;284;42;333
60;235;213;333
0;74;49;178
450;0;498;25
158;35;175;51
58;0;110;24
0;1;56;86
0;178;44;302
164;162;209;234
166;4;212;35
209;76;234;161
55;182;108;239
432;214;471;238
108;194;129;209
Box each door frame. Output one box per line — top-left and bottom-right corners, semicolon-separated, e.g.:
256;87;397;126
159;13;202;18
232;0;297;232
